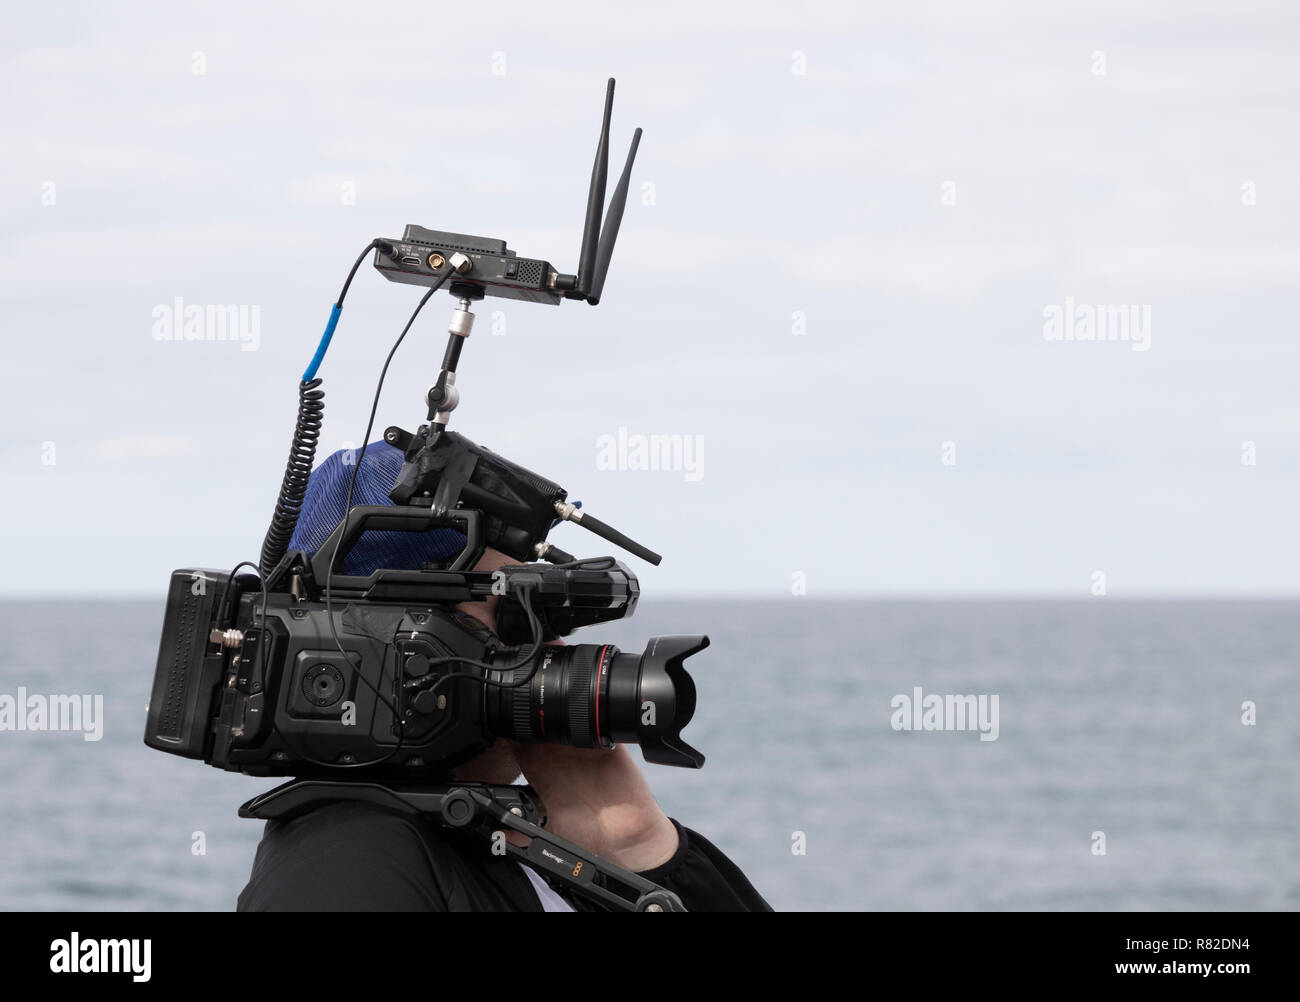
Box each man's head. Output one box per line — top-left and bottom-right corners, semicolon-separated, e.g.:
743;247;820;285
289;440;467;574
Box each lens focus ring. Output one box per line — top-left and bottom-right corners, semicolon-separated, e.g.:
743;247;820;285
509;663;535;741
561;645;601;747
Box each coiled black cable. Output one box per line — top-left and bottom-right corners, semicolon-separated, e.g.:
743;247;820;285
259;377;326;575
256;239;387;576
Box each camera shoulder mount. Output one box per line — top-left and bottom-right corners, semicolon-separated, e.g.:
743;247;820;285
239;779;686;912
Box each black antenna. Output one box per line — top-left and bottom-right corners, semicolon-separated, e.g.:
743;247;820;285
573;78;616;300
587;126;642;305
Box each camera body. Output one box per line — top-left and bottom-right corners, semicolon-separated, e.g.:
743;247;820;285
145;567;491;779
145;535;706;781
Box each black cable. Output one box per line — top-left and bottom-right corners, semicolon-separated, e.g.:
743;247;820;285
554;555;617;570
337;239;385;306
406;588;548;697
259;238;384;576
259;379;326;574
317;273;453;767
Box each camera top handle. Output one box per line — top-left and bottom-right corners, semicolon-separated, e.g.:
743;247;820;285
309;504;487;585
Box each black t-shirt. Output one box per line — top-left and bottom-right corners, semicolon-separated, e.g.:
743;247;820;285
236;800;772;912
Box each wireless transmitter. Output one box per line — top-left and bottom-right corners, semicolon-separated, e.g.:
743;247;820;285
370;78;642;307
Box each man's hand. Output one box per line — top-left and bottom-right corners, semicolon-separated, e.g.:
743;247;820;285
508;743;679;872
455;547;680;873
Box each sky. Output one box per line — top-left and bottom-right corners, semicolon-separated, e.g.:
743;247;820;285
1;0;1298;597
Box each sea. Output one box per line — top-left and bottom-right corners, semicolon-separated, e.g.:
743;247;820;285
0;598;1295;911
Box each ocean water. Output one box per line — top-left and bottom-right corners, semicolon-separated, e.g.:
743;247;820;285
0;598;1295;911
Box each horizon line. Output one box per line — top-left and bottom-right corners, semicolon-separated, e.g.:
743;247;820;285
0;590;1296;603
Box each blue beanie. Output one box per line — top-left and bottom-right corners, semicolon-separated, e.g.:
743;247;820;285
287;440;468;575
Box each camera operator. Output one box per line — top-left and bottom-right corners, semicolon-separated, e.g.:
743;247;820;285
236;442;771;912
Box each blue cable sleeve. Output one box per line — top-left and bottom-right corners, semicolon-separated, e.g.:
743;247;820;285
302;303;343;382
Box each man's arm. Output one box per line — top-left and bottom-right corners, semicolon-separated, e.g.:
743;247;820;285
463;548;773;911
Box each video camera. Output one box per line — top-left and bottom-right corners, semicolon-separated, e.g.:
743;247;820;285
142;80;704;911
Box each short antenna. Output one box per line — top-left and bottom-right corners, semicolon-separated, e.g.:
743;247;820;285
587;126;642;305
574;78;616;299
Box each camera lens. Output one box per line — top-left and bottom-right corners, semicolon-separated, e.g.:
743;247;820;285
485;636;708;768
